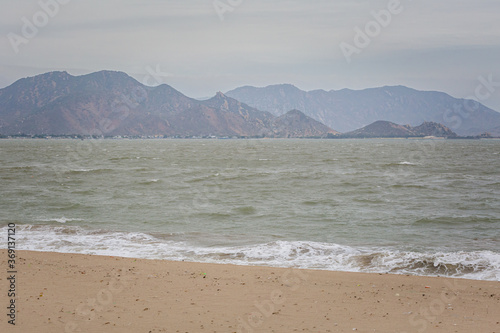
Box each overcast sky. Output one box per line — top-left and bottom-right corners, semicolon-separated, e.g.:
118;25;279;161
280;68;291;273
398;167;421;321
1;0;499;110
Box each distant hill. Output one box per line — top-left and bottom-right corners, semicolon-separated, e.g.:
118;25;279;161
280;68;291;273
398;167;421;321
225;84;500;136
411;122;457;137
341;121;458;138
271;109;339;138
0;71;337;138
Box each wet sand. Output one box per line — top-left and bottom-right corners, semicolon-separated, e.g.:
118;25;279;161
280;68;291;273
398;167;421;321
1;250;499;332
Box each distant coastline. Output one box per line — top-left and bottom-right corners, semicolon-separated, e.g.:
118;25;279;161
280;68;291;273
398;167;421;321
1;134;497;140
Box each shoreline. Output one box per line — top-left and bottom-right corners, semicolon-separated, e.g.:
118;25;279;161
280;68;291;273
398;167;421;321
1;250;499;332
3;247;499;283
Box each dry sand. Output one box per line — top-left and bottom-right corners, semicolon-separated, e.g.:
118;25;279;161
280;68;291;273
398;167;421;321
0;250;499;333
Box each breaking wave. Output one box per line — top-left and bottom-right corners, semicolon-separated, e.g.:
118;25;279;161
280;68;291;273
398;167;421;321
2;224;498;281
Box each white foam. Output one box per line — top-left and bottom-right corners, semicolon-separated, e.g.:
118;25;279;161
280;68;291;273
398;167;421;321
1;225;498;281
36;217;84;224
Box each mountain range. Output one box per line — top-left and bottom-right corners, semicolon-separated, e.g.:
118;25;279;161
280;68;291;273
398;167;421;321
226;84;500;136
1;70;499;137
0;71;336;138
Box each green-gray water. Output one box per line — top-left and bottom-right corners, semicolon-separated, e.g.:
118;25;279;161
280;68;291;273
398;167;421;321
1;139;499;280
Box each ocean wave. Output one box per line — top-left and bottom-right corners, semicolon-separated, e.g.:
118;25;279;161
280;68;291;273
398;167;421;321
65;168;114;174
36;217;84;224
1;165;37;171
137;179;160;185
414;216;499;225
1;225;498;281
385;161;419;167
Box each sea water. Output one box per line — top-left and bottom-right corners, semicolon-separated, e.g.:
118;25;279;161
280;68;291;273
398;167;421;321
0;139;499;281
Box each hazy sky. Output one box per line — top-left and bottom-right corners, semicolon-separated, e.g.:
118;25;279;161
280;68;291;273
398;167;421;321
1;0;500;110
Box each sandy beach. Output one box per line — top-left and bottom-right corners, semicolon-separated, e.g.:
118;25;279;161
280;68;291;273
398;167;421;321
1;250;498;333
